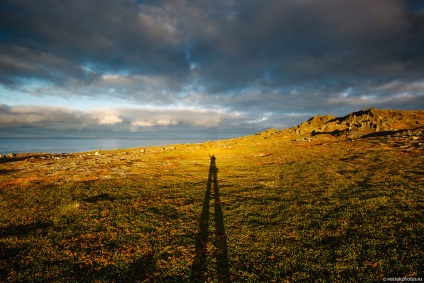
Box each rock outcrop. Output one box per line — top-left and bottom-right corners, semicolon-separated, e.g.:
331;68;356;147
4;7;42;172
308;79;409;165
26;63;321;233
291;108;424;139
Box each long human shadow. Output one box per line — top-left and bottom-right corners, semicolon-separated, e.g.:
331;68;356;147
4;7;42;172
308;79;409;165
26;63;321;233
191;155;230;282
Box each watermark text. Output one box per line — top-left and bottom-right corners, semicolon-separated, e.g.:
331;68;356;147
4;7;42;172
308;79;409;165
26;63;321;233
383;277;422;282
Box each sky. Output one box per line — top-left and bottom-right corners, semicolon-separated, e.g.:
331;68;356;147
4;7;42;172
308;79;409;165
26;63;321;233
1;0;424;138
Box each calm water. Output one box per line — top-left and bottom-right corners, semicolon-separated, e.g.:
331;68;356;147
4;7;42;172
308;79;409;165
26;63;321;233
0;137;219;154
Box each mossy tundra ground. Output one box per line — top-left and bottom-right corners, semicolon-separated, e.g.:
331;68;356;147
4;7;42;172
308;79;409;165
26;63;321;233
1;131;423;282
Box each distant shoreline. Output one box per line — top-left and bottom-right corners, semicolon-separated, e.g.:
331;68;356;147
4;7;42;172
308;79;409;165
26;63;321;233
0;136;224;155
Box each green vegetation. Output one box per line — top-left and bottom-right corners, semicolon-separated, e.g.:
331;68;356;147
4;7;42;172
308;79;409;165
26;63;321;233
1;134;423;282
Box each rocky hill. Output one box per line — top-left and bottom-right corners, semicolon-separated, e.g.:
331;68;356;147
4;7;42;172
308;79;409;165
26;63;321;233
290;108;424;139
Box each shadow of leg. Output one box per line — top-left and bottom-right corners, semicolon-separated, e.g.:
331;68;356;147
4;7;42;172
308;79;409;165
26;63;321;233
213;165;231;283
190;157;214;282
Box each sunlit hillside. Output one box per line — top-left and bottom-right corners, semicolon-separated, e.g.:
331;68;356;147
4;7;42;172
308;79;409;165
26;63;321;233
1;109;423;282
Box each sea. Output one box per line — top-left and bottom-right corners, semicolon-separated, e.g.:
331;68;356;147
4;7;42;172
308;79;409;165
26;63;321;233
0;137;223;155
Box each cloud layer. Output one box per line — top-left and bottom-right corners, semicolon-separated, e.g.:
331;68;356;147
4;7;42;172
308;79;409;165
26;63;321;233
0;104;247;127
1;0;424;134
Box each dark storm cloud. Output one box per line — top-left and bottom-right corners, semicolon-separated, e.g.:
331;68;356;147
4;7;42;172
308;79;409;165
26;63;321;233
0;0;187;79
0;44;99;87
1;0;423;129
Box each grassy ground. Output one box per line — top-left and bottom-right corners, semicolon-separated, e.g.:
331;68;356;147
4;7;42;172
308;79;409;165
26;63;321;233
1;133;423;282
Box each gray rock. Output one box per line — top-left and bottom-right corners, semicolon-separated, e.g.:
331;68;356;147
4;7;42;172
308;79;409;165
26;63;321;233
295;137;312;142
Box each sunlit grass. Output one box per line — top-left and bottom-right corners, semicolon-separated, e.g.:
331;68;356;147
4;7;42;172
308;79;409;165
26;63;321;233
1;135;423;282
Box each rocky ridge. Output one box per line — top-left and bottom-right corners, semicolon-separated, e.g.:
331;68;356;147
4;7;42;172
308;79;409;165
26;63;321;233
251;108;424;150
291;108;424;139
